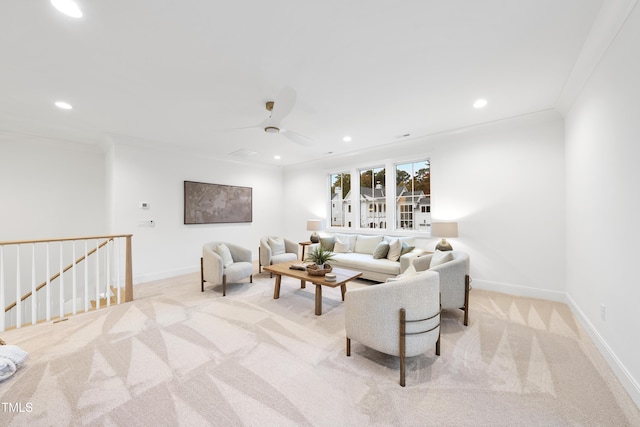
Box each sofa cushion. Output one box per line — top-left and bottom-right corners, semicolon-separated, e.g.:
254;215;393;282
320;236;335;251
430;250;453;268
372;241;390;259
214;243;234;268
332;253;401;276
386;238;402;261
334;236;351;253
267;237;286;255
400;242;416;256
335;234;358;250
384;236;416;247
386;263;418;282
354;235;383;254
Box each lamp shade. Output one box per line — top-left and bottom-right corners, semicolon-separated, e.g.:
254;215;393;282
431;221;458;238
306;220;323;232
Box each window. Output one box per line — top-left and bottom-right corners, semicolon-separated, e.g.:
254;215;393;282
328;159;430;233
359;166;386;229
330;172;351;228
395;160;430;231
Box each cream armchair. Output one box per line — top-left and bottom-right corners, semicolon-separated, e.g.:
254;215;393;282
412;250;470;325
201;242;253;296
345;271;441;387
258;236;299;274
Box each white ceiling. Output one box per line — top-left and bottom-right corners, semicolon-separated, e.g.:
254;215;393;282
0;0;608;166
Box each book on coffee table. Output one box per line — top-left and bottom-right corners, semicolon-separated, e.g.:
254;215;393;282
289;262;312;271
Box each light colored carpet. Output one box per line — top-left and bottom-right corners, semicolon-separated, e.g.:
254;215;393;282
1;271;639;426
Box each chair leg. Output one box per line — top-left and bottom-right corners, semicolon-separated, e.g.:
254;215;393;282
250;275;253;283
200;257;204;292
258;246;262;273
399;308;406;387
222;275;226;297
346;337;351;356
464;275;470;326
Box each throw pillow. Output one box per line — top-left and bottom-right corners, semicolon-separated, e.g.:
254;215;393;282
386;238;402;261
372;241;390;259
320;236;335;251
430;250;453;268
334;236;351;253
354;235;383;254
400;242;415;256
214;244;234;268
267;237;286;255
386;264;418;282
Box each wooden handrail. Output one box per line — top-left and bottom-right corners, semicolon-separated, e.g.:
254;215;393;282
4;239;112;313
2;234;134;314
0;234;132;246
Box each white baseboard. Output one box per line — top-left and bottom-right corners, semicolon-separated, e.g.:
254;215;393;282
133;265;199;285
471;279;568;303
474;278;640;409
566;294;640;409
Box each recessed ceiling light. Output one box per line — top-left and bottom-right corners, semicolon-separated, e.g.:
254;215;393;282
55;101;73;110
274;155;281;160
473;98;488;109
51;0;83;18
343;136;352;142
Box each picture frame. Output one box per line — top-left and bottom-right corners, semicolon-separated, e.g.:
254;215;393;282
184;180;252;224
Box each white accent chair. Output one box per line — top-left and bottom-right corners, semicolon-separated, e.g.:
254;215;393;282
201;242;253;296
412;250;470;325
345;271;441;387
258;236;298;275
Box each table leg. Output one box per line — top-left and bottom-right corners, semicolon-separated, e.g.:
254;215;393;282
301;279;306;289
340;284;347;301
315;284;322;315
273;274;282;299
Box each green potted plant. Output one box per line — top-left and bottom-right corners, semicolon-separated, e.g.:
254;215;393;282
305;246;335;273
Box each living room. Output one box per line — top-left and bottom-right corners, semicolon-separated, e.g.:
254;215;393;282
1;0;639;424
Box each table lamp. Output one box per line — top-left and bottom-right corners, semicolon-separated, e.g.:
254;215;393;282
307;220;323;243
431;221;458;251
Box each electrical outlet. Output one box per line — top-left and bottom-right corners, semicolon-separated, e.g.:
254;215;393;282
600;304;606;321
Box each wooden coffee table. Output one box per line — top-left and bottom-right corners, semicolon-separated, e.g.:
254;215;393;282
263;261;363;315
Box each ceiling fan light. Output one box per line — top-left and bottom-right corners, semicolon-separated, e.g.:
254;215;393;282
264;126;279;134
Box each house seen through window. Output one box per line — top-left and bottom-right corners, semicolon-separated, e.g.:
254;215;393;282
328;159;430;232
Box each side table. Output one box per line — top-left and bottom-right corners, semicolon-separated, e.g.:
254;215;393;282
299;241;313;261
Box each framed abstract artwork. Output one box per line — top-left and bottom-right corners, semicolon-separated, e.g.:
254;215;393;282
184;181;252;224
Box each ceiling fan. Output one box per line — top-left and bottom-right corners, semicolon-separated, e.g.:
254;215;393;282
229;86;314;146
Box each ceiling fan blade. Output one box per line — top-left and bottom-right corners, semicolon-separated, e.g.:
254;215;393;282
281;128;314;146
269;86;296;123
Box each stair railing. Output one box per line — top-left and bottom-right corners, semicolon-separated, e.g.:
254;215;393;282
0;234;133;332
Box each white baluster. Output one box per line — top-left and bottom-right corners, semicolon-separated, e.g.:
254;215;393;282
16;246;21;328
59;242;64;320
72;242;77;315
1;246;5;332
95;240;100;309
115;238;121;304
46;243;51;321
84;241;89;312
31;244;36;325
106;240;111;307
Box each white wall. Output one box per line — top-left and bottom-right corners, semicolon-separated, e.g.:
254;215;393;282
283;112;566;300
107;138;286;283
565;4;640;406
0;136;106;240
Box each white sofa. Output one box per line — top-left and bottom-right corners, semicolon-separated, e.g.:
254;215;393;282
309;233;424;282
